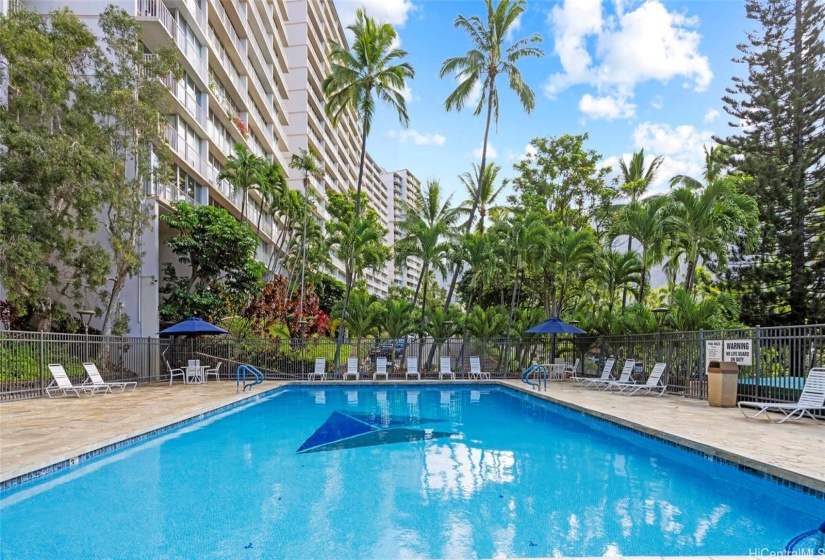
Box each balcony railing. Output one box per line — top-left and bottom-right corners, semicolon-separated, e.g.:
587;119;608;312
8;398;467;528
209;0;247;59
145;178;197;206
165;124;207;178
207;120;233;157
207;26;247;99
181;0;207;37
137;0;174;37
9;0;28;14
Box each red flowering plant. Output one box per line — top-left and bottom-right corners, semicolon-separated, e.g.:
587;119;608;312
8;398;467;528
244;275;330;339
234;116;250;139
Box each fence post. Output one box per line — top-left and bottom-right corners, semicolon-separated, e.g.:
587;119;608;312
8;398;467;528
39;330;45;397
698;329;705;398
754;324;761;394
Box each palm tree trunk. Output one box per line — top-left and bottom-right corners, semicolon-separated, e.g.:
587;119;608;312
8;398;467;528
621;237;633;310
418;269;429;370
441;78;497;314
459;292;474;370
354;101;370;218
684;259;696;292
333;270;354;372
504;266;520;374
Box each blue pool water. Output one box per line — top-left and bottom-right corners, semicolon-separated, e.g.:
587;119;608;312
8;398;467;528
1;385;823;558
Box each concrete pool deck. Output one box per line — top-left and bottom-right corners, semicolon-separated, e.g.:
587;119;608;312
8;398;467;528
1;379;823;496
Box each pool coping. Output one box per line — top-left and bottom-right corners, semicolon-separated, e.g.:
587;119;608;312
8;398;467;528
1;380;823;502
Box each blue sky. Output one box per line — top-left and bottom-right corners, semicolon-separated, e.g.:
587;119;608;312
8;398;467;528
332;0;751;203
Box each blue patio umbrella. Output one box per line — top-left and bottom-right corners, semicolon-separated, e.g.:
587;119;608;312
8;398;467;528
525;317;586;335
159;317;227;337
526;317;586;366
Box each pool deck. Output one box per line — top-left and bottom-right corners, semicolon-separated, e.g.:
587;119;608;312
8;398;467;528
1;379;823;497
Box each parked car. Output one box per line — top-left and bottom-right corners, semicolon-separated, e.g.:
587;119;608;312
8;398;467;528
380;338;407;358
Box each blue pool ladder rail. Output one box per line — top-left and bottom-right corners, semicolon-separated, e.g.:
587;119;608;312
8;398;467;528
785;520;825;555
521;364;548;391
236;364;265;392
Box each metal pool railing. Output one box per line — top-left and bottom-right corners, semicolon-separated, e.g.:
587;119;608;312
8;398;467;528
1;325;823;403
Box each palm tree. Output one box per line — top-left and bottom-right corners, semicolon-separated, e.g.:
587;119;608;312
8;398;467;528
439;0;543;312
457;163;507;234
616;149;663;309
456;231;498;367
381;296;417;369
394;180;459;334
322;9;414;218
665;146;759;292
542;227;596;317
289;148;324;329
466;304;507;338
218;143;261;225
589;248;641;314
668;288;739;331
255;159;286;238
611;197;667;303
341;288;383;362
618;149;664;202
326;191;392;370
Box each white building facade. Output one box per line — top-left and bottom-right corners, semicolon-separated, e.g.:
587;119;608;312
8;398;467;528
5;0;420;335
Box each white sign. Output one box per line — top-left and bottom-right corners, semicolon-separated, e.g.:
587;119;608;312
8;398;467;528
706;340;723;365
723;339;753;366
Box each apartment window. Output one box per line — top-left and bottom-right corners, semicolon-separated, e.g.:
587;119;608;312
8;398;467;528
175;117;201;155
208;110;233;148
173;165;203;201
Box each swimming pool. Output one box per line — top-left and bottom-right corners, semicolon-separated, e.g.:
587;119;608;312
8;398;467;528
1;385;823;558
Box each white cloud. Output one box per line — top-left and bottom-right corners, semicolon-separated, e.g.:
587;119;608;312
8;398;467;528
545;0;713;120
651;95;664;109
472;141;497;160
400;84;413;102
388;129;445;146
334;0;415;27
579;93;636;120
629;121;714;194
505;143;538;162
703;108;720;123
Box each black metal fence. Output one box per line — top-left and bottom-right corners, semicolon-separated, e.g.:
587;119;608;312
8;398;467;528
2;324;823;403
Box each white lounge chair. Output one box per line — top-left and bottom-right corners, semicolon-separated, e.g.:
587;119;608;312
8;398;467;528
578;358;617;387
592;359;636;390
469;356;490;380
616;362;668;396
166;360;185;385
439;356;455;380
204;362;222;383
46;364;102;397
374;357;389;380
406;357;420;380
343;357;360;381
739;368;825;424
82;362;136;392
309;358;326;380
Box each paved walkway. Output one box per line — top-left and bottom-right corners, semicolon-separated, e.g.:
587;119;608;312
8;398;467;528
1;380;823;495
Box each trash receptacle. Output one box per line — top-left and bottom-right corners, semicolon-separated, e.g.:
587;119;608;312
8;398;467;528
707;360;739;407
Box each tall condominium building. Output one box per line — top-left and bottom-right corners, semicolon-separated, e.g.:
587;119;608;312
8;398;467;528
283;0;393;298
4;0;418;335
383;169;424;293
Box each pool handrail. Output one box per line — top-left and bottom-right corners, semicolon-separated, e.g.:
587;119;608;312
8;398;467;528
236;364;265;392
